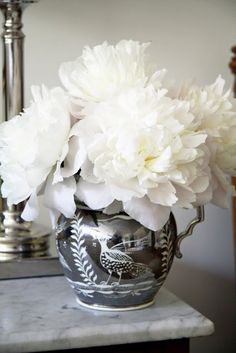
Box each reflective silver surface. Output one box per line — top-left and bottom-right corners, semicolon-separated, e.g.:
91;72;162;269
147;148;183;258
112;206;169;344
0;0;29;216
0;1;37;120
1;1;24;121
57;205;204;310
0;228;62;279
0;0;51;257
175;206;205;258
57;208;177;310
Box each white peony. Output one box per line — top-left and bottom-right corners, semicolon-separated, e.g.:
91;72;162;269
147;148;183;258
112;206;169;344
75;85;210;230
179;76;236;207
1;40;236;231
59;40;166;107
0;85;76;220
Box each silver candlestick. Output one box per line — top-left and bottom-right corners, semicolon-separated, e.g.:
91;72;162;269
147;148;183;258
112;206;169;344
0;0;50;256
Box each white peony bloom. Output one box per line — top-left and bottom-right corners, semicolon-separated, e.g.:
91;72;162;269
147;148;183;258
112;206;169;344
59;40;166;107
179;76;236;207
75;85;210;230
0;85;75;220
1;39;235;231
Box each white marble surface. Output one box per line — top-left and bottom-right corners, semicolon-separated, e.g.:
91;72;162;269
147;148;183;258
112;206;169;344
0;275;214;353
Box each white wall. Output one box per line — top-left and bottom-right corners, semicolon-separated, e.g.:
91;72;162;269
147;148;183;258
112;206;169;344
1;0;236;352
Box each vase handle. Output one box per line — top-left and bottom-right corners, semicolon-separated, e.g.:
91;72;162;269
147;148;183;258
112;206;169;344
175;206;205;259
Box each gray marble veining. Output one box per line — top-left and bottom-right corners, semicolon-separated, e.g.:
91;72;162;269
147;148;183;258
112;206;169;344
0;275;214;353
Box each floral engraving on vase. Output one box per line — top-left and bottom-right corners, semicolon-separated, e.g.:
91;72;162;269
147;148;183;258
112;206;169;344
66;214;158;299
157;220;175;287
70;218;98;286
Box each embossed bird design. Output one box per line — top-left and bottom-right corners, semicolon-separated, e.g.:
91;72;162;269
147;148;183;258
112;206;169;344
98;236;151;284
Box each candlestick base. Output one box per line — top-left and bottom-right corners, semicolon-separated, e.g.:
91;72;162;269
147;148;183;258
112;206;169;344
0;0;51;257
0;209;50;253
0;225;50;254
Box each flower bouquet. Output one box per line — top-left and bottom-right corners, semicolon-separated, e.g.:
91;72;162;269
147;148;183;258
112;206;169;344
0;40;235;310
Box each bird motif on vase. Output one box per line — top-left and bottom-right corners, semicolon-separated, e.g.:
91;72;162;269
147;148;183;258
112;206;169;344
98;236;152;285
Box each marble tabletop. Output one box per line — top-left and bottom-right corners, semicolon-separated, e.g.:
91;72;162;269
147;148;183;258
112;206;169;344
0;275;214;353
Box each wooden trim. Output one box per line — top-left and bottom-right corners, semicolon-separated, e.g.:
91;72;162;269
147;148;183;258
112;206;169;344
232;177;236;261
229;46;236;263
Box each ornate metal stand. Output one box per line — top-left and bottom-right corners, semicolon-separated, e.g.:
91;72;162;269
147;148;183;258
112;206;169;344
0;0;50;257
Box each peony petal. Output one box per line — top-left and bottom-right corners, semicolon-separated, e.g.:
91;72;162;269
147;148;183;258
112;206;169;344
123;196;170;231
212;186;229;208
190;174;210;193
181;133;207;148
59;40;159;104
211;175;229;208
0;85;71;208
61;136;87;178
148;147;172;173
109;182;144;202
44;175;76;218
149;69;167;90
76;180;114;209
21;191;39;221
80;158;98;183
148;182;177;206
48;209;61;229
0;164;33;206
174;184;196;208
211;75;225;96
194;183;213;205
53;142;69;184
211;165;230;208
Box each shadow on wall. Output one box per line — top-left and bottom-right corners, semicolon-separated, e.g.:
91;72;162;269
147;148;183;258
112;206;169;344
165;261;236;353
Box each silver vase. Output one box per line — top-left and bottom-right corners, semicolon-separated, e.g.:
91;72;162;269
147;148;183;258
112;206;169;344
56;204;204;311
